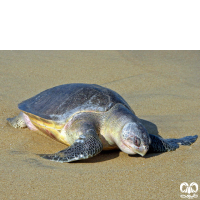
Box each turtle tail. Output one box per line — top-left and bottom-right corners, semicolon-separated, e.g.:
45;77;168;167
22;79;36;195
148;134;198;153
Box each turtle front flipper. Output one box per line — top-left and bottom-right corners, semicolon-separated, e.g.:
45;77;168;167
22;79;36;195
148;134;198;153
39;131;103;163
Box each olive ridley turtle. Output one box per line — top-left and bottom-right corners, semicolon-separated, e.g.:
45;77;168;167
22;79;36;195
7;83;198;162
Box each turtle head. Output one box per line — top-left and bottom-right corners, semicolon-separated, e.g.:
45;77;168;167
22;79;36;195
119;122;151;156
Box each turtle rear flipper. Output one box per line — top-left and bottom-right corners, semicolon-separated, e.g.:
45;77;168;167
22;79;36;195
148;134;198;153
39;132;103;163
7;112;27;128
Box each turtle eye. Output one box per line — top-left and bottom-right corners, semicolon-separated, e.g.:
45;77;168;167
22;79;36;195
134;137;141;147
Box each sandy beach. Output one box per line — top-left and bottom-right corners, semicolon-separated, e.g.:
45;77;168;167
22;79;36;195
0;51;199;199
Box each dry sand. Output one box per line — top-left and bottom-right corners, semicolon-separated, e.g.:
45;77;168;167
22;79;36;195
0;51;199;199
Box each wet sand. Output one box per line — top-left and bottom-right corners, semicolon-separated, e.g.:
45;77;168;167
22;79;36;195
0;51;199;199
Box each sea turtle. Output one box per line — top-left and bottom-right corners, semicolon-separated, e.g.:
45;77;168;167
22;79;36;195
7;83;198;162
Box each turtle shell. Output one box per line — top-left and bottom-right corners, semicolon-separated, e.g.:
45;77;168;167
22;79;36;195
18;83;132;123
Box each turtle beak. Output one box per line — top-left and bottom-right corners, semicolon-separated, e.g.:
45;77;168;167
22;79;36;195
138;152;146;157
138;134;151;157
137;146;149;157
